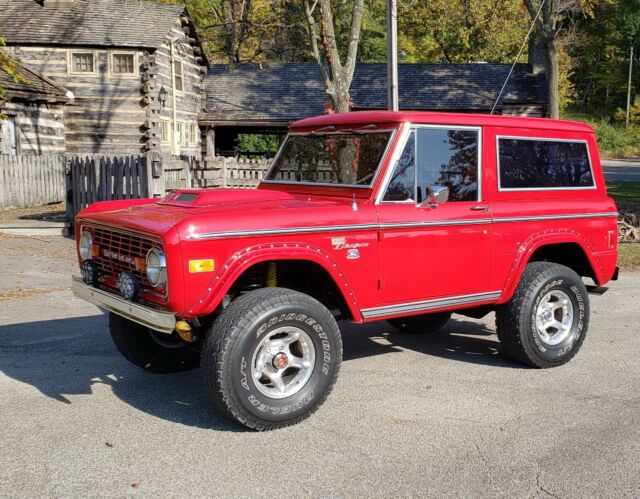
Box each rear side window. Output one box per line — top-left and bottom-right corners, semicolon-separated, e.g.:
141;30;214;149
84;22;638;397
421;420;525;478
498;138;594;190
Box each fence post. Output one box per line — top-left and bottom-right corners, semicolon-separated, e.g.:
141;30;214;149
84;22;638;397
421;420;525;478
65;157;74;227
222;157;228;188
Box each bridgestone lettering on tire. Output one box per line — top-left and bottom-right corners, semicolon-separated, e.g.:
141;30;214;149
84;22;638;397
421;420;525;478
201;287;342;431
109;313;200;373
496;262;590;368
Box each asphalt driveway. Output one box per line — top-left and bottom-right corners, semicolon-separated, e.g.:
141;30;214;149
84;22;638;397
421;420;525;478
0;234;639;497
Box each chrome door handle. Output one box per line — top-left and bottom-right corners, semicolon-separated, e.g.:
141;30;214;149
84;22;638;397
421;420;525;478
470;205;489;212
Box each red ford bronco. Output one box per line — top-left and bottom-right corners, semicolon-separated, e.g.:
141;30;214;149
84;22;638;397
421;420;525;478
73;111;619;430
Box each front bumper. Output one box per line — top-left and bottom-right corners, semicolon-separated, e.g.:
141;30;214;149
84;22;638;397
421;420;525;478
72;276;176;334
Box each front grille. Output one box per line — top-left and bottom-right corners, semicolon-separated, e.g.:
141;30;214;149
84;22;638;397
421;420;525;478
91;226;161;292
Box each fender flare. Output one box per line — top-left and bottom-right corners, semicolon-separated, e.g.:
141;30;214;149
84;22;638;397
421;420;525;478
186;242;364;321
498;228;604;304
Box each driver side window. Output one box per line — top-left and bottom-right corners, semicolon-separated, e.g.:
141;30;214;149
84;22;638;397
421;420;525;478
382;127;480;203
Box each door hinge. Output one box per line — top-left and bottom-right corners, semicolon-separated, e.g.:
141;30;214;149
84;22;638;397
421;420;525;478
377;277;384;290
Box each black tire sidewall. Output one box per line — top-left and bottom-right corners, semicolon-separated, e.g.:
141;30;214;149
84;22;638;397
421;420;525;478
227;302;339;423
523;273;588;363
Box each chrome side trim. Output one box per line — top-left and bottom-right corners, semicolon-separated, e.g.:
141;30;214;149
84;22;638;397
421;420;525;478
72;276;176;334
493;212;619;223
361;291;502;319
186;223;380;240
186;212;618;240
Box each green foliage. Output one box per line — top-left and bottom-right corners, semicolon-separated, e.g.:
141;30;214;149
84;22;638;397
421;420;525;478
563;109;640;157
237;133;280;155
569;0;639;115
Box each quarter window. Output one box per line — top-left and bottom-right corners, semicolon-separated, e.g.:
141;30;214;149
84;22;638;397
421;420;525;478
112;53;135;74
383;131;415;201
382;127;479;203
71;52;95;73
498;138;594;189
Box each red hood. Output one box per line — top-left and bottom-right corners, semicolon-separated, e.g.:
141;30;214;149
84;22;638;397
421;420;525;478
77;188;367;239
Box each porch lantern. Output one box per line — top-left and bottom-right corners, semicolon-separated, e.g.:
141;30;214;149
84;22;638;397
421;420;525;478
158;86;168;108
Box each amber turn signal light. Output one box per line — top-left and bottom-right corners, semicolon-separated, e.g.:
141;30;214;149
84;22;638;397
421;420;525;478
189;259;215;273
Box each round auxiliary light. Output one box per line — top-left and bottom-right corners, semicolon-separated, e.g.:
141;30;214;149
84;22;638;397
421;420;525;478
79;229;93;261
81;259;99;287
118;271;140;301
146;248;167;288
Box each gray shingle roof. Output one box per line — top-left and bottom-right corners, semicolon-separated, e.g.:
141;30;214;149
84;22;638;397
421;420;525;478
203;63;547;122
0;64;68;102
0;0;185;49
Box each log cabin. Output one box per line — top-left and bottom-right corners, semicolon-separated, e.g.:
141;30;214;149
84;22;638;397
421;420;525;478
0;0;208;159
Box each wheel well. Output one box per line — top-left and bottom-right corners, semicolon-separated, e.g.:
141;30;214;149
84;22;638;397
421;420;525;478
528;243;596;282
228;260;352;320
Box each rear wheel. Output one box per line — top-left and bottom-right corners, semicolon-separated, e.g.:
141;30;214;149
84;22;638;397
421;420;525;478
201;287;342;431
388;312;451;334
109;313;200;373
496;262;590;368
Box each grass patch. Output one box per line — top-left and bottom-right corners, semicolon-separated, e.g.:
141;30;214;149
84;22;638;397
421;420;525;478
618;243;640;271
562;111;640;159
606;181;640;211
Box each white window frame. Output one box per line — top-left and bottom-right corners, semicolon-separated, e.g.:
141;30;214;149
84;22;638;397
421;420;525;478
173;60;184;93
496;135;596;191
109;51;138;77
68;50;98;75
160;119;171;145
188;123;198;145
377;124;483;204
176;121;185;146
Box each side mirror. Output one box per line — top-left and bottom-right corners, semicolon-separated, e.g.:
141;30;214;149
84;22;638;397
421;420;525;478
418;185;449;208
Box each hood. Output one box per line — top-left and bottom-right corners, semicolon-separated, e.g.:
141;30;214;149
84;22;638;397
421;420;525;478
78;188;368;239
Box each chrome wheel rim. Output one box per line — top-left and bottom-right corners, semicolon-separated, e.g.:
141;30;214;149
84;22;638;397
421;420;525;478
250;326;316;399
535;290;575;346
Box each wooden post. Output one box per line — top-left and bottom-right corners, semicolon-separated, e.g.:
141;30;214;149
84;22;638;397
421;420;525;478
205;127;215;159
222;156;228;188
626;45;634;129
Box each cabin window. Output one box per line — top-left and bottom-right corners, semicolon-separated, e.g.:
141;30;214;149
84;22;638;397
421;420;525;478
498;137;594;190
174;61;184;92
70;51;96;74
189;124;198;145
111;53;135;75
160;120;170;144
176;122;184;145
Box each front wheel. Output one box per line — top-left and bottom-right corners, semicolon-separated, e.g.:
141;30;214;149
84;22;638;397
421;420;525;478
201;287;342;431
496;262;590;368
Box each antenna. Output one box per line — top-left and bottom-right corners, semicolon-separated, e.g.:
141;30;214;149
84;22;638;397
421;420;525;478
491;0;546;115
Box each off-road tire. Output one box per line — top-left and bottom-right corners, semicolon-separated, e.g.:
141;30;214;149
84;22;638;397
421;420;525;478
496;262;590;368
201;287;342;431
388;312;451;334
109;313;200;373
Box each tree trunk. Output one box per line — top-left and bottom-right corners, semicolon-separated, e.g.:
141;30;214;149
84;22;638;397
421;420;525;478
546;37;560;119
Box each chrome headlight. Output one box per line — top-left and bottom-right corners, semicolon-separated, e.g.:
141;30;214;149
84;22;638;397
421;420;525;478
146;247;167;288
79;229;93;261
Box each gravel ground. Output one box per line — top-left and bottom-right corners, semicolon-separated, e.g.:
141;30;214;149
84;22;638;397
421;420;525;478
0;235;639;497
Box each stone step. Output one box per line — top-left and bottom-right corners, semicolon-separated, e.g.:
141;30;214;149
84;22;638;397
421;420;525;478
0;219;69;236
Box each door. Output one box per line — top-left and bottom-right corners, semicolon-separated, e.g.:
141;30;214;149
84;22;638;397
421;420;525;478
376;125;493;307
2;116;17;155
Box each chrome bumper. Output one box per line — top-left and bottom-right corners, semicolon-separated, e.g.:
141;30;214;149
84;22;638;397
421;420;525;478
72;276;176;334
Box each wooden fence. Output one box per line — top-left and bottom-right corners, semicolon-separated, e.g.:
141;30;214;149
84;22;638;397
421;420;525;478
0;155;66;211
66;156;149;224
192;157;270;189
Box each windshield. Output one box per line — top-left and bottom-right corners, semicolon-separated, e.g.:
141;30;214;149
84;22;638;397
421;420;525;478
265;131;392;186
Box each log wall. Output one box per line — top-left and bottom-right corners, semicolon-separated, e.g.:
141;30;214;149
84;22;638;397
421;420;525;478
0;101;66;154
